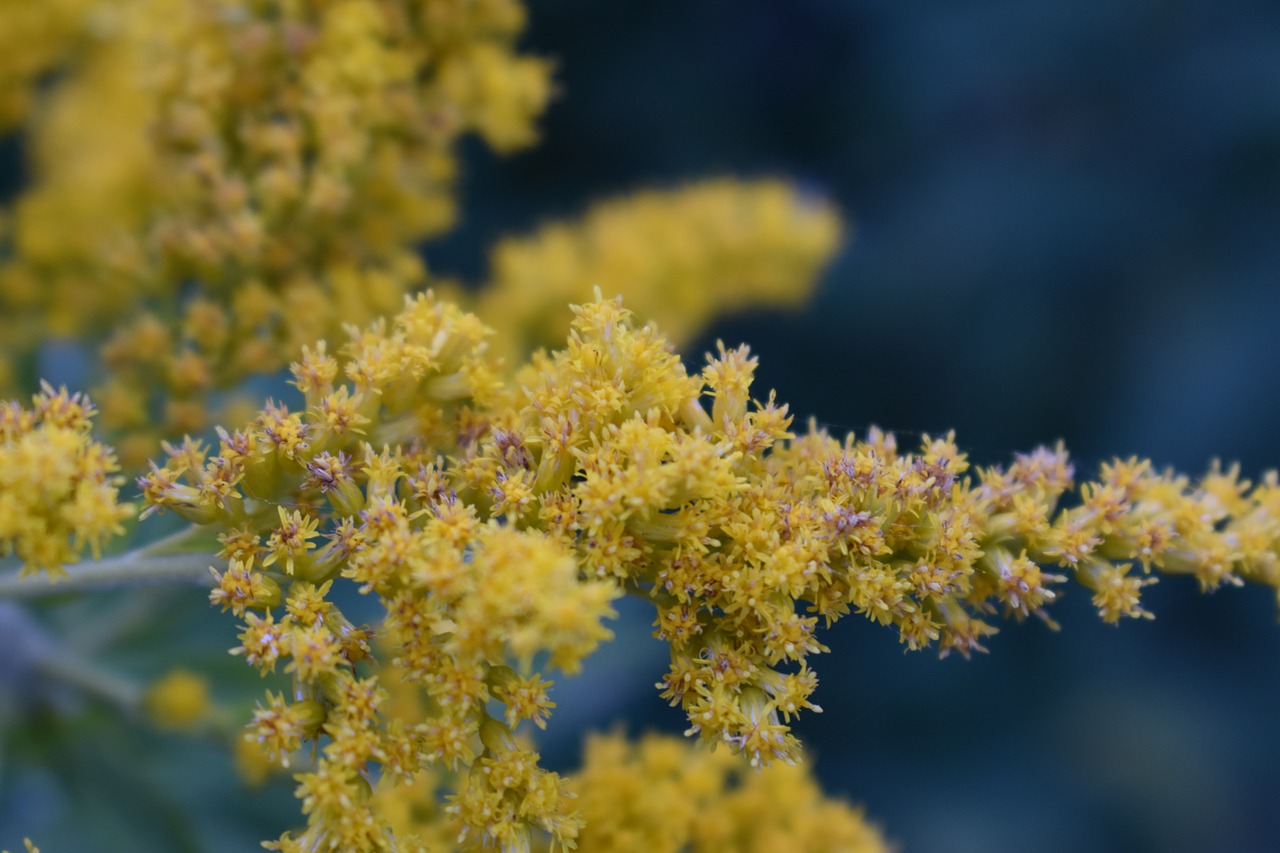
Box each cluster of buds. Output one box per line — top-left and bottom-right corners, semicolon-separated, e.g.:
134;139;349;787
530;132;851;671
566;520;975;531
0;0;552;462
0;383;132;578
133;288;1280;849
477;178;843;359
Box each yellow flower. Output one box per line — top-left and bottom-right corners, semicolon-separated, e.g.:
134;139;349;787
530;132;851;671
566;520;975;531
477;179;843;360
128;289;1280;850
568;732;887;853
0;0;554;460
144;668;212;730
0;384;132;578
263;508;323;577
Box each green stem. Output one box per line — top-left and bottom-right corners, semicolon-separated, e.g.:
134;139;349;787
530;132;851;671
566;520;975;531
0;552;216;600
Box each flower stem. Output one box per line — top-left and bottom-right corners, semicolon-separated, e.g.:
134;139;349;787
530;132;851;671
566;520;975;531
0;552;216;600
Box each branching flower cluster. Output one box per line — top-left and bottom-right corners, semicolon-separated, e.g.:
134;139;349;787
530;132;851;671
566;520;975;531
128;288;1280;849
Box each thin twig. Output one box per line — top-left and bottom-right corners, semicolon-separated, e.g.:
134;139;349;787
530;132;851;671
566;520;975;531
0;553;216;600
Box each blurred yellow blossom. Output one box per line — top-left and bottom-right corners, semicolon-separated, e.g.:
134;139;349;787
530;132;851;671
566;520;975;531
144;668;212;729
0;0;93;131
0;0;553;462
0;3;847;481
565;732;887;853
0;383;132;578
477;178;844;358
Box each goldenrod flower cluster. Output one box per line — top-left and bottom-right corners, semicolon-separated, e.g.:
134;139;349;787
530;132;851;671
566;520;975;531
140;293;599;850
143;667;213;730
0;1;155;347
5;3;1277;851
0;0;552;457
0;383;132;578
0;2;845;473
475;178;843;358
131;288;1280;849
0;0;92;131
566;732;885;853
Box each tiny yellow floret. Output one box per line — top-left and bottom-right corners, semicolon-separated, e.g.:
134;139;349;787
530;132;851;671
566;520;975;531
144;668;212;730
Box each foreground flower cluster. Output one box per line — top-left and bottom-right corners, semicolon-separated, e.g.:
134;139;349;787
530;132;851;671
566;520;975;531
114;288;1279;849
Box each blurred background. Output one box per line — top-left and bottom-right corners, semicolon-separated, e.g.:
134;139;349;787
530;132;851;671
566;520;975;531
5;1;1280;851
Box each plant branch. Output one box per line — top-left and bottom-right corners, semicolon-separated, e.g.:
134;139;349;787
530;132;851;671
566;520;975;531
0;552;216;600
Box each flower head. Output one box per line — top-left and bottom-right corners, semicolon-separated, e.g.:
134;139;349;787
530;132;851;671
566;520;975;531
0;384;132;578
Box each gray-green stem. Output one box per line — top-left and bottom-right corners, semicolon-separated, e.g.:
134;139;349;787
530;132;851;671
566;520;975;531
0;552;216;600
